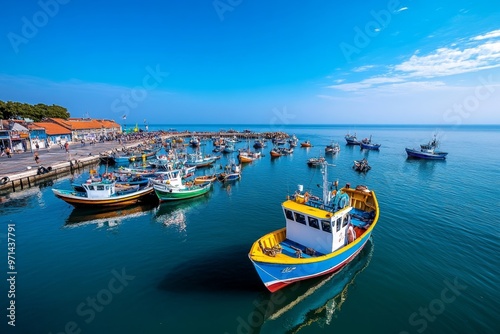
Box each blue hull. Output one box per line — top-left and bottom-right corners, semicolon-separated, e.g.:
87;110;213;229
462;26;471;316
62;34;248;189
360;143;380;150
345;135;360;145
250;231;372;292
405;148;448;160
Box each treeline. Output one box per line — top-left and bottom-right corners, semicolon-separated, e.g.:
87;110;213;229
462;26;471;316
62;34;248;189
0;100;70;122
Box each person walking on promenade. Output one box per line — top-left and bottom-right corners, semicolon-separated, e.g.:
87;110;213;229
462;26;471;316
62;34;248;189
5;147;11;158
34;151;40;164
65;142;69;153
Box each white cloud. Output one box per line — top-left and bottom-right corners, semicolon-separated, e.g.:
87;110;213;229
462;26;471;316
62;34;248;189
328;29;500;92
396;7;408;12
328;77;404;91
472;29;500;41
394;41;500;77
353;65;375;72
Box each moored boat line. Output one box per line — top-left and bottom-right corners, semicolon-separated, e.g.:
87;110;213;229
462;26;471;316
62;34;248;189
0;130;292;194
0;128;450;196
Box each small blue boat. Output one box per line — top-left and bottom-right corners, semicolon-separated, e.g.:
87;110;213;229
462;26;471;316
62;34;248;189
406;136;448;160
253;139;265;149
359;136;381;150
217;162;241;182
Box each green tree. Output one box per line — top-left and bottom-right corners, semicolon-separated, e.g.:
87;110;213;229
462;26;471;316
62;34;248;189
0;100;70;121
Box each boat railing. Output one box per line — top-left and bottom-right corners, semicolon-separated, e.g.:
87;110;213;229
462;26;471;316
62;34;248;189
289;193;337;212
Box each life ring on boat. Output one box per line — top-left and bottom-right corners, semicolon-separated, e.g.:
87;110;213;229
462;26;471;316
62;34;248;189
304;192;309;202
337;193;349;209
0;176;10;185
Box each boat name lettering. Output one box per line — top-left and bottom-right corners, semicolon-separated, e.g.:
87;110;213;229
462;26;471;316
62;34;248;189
281;267;296;273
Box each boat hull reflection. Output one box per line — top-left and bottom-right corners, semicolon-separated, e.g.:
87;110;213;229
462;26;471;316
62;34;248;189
257;240;374;334
65;202;158;227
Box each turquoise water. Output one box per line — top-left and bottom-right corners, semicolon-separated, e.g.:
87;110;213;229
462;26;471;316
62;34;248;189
1;124;499;334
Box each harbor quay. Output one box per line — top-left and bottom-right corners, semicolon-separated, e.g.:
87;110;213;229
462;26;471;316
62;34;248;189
0;130;289;195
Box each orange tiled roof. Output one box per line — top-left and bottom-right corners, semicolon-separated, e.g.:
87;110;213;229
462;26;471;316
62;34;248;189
26;123;45;130
33;122;72;135
96;119;121;129
66;118;103;130
48;118;72;129
46;118;120;131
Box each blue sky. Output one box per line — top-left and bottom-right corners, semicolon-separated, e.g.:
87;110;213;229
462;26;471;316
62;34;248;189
1;0;499;125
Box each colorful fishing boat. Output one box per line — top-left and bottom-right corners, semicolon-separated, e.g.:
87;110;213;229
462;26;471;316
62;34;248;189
405;136;448;160
238;141;262;163
217;162;241;182
52;180;154;208
270;147;283;158
300;140;312;148
238;151;260;163
153;180;212;201
193;174;217;185
71;174;149;192
249;161;379;292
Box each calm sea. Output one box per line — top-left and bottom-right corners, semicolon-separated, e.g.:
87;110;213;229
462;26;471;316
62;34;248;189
1;124;499;334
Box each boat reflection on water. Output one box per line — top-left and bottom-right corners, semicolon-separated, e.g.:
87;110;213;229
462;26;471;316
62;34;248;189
153;195;210;232
257;241;374;334
65;201;158;228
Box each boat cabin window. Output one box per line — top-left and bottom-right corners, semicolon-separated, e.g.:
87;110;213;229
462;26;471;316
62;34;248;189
336;218;342;232
342;215;349;227
321;220;332;233
284;209;294;220
105;186;110;190
308;217;320;229
97;185;105;191
294;212;306;225
88;185;95;191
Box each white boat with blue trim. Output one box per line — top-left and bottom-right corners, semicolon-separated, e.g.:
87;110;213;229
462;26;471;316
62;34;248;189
249;161;379;292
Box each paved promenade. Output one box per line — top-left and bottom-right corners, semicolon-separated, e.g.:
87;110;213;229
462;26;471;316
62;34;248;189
0;140;142;178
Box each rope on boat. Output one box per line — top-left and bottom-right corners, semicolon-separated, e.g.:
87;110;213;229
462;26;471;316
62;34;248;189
259;241;282;257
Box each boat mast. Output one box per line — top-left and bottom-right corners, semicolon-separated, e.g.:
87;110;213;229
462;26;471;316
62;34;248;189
321;161;329;206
